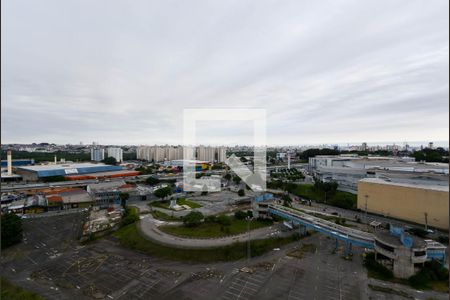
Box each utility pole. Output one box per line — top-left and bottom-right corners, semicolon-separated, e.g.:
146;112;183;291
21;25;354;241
247;216;251;261
424;212;428;231
364;194;369;228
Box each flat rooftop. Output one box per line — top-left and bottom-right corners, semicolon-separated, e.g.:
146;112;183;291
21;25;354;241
66;170;139;177
87;180;126;192
169;159;210;164
375;230;426;249
15;163;124;177
359;177;449;192
16;163;111;171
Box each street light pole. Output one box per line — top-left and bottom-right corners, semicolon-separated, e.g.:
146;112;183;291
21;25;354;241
424;212;428;231
364;194;368;228
247;216;251;261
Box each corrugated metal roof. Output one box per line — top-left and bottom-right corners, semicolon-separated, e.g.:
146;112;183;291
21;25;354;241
16;163;123;177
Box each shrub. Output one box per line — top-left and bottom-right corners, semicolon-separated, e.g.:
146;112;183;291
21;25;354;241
204;215;217;223
363;253;394;280
408;228;428;238
183;211;204;227
1;213;23;249
146;176;160;185
238;189;245;197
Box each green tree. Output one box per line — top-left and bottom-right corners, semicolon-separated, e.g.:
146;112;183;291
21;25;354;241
238;189;245;197
282;194;292;207
1;213;23;249
119;192;130;208
102;156;117;165
232;176;242;184
145;176;160;186
234;210;247;220
183;211;204;227
224;173;232;181
121;207;139;227
154;186;172;200
217;214;232;226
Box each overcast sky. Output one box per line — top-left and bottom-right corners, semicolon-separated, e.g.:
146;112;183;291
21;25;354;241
1;0;449;146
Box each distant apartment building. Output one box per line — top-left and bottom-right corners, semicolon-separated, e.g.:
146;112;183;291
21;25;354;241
91;148;105;162
197;146;227;163
197;146;215;162
137;145;226;163
217;147;227;163
137;146;183;162
107;147;123;163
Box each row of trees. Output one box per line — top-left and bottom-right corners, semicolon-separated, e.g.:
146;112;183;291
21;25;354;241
182;210;254;227
411;148;449;163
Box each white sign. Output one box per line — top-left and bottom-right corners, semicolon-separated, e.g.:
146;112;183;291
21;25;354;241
64;168;78;175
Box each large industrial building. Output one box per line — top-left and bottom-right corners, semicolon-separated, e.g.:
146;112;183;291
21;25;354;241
357;178;449;230
1;158;34;167
309;155;448;193
14;163;124;181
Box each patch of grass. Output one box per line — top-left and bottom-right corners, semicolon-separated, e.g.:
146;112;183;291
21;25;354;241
177;198;202;208
149;198;202;210
368;284;413;299
113;223;301;262
429;281;449;293
159;218;272;238
0;277;45;300
149;201;170;209
287;243;317;259
151;210;179;222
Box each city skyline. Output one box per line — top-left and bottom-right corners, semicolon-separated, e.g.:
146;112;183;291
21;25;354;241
1;0;449;145
2;140;449;148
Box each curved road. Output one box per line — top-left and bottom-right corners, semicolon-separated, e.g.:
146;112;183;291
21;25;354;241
137;214;289;249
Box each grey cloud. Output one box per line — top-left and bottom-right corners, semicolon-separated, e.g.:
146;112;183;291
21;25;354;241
1;0;448;145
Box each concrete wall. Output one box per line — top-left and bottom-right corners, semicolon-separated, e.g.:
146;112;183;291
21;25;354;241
14;168;38;181
357;181;449;230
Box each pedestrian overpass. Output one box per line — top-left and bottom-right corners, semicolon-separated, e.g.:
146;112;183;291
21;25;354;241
268;204;374;254
268;204;447;262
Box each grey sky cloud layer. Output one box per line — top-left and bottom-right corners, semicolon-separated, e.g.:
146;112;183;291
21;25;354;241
1;0;449;146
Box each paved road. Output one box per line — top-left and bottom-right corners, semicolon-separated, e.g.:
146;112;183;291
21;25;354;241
267;188;447;235
138;214;288;249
